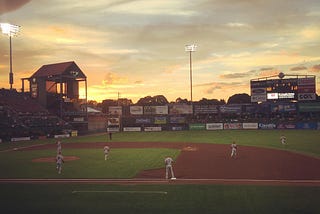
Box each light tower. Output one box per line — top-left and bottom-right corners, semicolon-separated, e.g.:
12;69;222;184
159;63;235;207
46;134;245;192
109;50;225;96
0;23;20;90
185;44;197;102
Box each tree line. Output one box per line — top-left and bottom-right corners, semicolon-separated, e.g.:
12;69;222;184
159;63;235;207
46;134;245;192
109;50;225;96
87;93;252;113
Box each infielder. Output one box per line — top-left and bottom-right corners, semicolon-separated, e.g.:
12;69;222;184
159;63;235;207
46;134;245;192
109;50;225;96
231;141;237;158
56;151;64;174
57;140;62;154
164;156;175;179
280;135;286;145
104;145;110;160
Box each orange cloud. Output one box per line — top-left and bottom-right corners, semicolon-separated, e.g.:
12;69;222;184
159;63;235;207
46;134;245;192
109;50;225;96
102;72;128;85
309;64;320;73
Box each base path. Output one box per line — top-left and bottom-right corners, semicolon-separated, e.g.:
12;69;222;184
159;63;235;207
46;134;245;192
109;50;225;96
7;142;320;186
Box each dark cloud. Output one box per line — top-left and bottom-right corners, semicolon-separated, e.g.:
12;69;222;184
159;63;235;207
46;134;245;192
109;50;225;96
260;67;274;71
0;0;31;14
134;80;143;84
290;66;307;71
220;70;257;79
220;73;247;79
196;81;242;95
105;0;142;9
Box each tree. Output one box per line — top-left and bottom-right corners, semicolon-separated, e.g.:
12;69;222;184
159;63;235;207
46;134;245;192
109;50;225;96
227;93;251;104
136;95;169;105
174;97;189;104
196;98;226;105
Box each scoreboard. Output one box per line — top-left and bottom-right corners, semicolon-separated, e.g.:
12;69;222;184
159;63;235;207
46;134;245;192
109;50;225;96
250;74;316;102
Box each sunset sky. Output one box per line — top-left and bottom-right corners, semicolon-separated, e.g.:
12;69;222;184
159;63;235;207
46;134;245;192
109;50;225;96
0;0;320;103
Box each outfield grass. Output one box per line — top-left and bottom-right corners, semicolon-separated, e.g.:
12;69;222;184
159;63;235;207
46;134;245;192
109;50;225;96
1;183;319;214
2;129;319;157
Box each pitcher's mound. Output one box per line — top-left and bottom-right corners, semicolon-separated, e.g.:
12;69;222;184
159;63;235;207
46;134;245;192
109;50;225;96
182;146;198;151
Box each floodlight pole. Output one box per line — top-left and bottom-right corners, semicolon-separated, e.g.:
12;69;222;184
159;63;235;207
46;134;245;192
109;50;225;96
9;35;13;89
0;23;20;90
185;44;197;102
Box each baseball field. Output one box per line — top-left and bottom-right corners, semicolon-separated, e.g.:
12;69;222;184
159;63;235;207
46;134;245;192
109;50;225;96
0;130;320;214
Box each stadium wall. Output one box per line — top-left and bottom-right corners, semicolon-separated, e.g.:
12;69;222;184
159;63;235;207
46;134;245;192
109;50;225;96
122;121;319;132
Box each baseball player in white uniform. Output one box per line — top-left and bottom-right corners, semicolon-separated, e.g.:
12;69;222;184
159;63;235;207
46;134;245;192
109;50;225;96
280;135;286;145
231;141;237;158
164;157;176;179
57;140;62;154
56;151;64;174
104;145;110;160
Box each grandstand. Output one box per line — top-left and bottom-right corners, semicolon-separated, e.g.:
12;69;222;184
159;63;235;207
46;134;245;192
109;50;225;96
0;88;71;141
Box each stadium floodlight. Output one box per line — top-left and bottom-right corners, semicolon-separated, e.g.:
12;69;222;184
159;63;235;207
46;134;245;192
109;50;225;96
185;44;197;102
0;23;20;90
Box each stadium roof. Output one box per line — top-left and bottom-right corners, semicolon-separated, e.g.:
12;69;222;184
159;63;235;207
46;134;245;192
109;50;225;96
30;61;86;80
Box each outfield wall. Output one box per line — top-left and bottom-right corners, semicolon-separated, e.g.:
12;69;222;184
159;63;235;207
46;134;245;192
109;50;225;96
122;121;319;131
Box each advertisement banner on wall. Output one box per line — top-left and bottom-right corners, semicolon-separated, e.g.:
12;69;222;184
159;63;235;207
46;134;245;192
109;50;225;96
154;116;167;124
144;106;169;115
259;123;276;129
156;106;168;115
109;106;122;115
194;105;218;114
107;118;120;126
277;124;296;129
123;127;142;132
296;123;317;129
130;106;143;115
171;126;184;131
144;106;157;115
170;116;186;124
144;127;162;132
189;123;206;130
298;93;316;101
242;123;258;129
169;104;193;115
107;127;120;132
135;118;152;124
223;123;242;129
206;123;223;130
